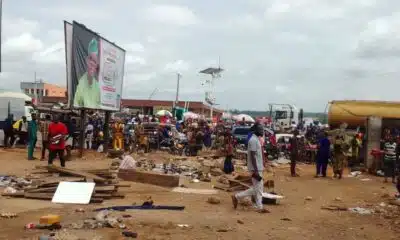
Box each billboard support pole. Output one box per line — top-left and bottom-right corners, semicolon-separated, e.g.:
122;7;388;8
103;111;111;153
78;109;85;158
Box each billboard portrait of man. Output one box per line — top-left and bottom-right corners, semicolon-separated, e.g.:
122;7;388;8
73;38;101;108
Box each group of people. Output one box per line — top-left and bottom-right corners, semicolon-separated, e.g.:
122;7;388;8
3;113;69;167
230;121;400;213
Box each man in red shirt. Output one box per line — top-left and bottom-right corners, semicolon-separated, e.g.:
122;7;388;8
48;115;68;167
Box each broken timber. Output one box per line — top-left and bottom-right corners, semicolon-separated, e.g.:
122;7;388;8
45;165;106;183
118;169;180;188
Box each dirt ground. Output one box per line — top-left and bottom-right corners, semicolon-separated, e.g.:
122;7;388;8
0;148;399;240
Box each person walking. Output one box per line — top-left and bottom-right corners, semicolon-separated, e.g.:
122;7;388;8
289;130;300;177
27;114;38;160
332;135;347;179
223;131;234;174
383;136;397;183
14;116;28;145
3;114;15;148
48;116;68;167
231;123;269;213
85;121;94;150
315;132;330;178
40;115;51;161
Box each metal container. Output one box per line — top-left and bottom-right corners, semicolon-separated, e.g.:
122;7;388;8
328;100;400;128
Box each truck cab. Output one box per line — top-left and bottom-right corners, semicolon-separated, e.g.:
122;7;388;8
270;104;299;131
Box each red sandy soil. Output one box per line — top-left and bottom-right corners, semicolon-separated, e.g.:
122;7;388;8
0;148;399;240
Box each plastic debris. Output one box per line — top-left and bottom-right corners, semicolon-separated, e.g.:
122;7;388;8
349;207;373;215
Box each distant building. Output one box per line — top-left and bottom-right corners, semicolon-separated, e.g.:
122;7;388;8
20;81;67;101
40;96;223;117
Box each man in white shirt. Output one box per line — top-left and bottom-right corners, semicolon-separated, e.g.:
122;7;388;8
232;123;269;213
85;122;94;149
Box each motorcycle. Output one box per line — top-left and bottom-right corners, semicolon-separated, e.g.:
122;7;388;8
65;132;79;161
264;140;279;160
124;129;136;154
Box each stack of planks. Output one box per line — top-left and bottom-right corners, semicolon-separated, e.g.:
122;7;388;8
2;165;129;204
213;174;253;192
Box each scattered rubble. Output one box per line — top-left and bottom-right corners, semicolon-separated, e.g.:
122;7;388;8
349;207;374;215
0;212;17;218
207;196;221;204
2;164;129;203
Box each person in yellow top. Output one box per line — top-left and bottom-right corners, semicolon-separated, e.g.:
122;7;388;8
112;119;124;150
73;38;101;109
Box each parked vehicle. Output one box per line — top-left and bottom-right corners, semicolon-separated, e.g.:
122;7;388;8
268;104;300;132
232;126;252;146
0;95;35;146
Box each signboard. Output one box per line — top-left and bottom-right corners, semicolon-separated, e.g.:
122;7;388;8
205;92;215;105
65;21;125;111
154;105;173;112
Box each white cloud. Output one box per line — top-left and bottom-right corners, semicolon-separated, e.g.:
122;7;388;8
0;0;398;111
125;42;145;52
4;33;43;54
32;42;65;64
126;72;157;84
355;13;400;58
164;60;190;72
222;14;264;30
125;55;147;65
146;36;157;43
2;18;40;37
275;85;289;94
264;0;374;20
144;4;198;26
39;4;112;21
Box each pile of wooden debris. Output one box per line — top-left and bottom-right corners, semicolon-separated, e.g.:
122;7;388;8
213;174;253;192
2;165;129;204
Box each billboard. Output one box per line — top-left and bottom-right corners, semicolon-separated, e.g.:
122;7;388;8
64;21;73;106
64;21;125;111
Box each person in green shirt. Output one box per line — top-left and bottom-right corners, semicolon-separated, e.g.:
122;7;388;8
27;113;38;160
73;38;101;109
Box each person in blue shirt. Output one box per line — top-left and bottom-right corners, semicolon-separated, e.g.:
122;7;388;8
315;131;330;178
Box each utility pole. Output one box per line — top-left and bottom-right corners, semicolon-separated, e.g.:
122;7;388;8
0;0;3;72
174;73;181;117
175;73;181;106
33;71;38;104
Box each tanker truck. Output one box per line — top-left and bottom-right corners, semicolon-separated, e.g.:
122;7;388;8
328;100;400;129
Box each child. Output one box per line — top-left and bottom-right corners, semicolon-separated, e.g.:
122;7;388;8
223;134;234;174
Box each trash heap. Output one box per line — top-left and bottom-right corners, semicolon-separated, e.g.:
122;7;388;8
1;164;129;204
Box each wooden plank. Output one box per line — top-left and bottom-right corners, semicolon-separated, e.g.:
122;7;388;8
94;186;116;192
26;187;57;193
110;192;125;199
45;165;106;183
90;198;104;203
118;169;180;188
28;185;116;193
172;187;218;195
389;199;400;207
93;193;112;199
24;192;104;203
24;192;53;200
37;178;85;188
228;179;251;189
2;192;25;197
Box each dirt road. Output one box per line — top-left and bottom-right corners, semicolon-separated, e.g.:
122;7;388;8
0;149;399;240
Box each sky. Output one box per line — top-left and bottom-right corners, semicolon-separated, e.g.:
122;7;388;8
0;0;399;112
